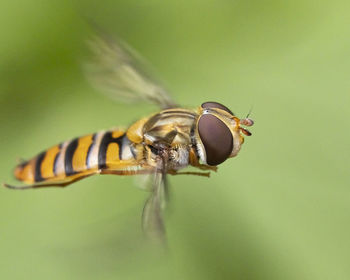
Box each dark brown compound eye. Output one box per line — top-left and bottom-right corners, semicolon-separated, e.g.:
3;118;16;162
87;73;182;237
198;114;233;166
201;101;234;115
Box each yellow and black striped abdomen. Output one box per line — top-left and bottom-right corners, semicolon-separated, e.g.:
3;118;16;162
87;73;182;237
14;129;134;185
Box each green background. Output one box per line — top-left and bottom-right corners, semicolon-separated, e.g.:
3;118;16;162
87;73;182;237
1;1;349;279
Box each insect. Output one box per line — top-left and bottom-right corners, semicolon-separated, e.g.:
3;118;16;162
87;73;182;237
4;34;254;241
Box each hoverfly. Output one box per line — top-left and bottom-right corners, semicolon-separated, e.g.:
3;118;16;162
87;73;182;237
4;34;254;241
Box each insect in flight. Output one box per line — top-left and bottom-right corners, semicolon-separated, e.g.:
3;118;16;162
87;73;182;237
4;34;254;241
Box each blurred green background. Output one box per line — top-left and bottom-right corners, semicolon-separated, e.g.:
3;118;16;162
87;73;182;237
1;0;350;279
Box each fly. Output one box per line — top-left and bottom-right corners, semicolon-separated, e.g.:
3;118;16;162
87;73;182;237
4;33;254;242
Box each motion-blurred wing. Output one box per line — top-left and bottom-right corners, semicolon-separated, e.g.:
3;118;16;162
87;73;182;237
85;34;177;109
142;170;169;243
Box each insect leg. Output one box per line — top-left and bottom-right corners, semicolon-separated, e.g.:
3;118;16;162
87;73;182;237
168;170;211;177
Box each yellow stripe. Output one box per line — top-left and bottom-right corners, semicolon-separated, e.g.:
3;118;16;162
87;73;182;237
40;145;60;179
72;135;93;172
15;160;35;183
106;143;120;165
126;117;149;144
112;130;124;138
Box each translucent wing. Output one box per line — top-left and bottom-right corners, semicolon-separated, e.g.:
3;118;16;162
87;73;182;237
142;169;169;243
85;33;177;109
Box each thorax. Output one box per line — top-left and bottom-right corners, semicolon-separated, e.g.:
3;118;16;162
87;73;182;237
126;108;199;170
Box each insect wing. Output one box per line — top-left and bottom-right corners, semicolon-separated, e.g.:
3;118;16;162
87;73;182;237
142;170;169;243
86;34;176;109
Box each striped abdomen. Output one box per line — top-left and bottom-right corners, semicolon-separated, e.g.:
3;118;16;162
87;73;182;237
14;130;135;184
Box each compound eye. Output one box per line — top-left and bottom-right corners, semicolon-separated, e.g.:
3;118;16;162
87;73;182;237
201;101;234;115
198;114;233;166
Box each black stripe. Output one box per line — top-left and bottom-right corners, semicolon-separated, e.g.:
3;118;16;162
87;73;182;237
34;151;46;182
190;123;196;144
98;132;124;169
53;143;62;176
18;160;28;169
65;139;79;176
85;134;96;169
190;123;200;161
118;138;123;160
148;145;159;155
